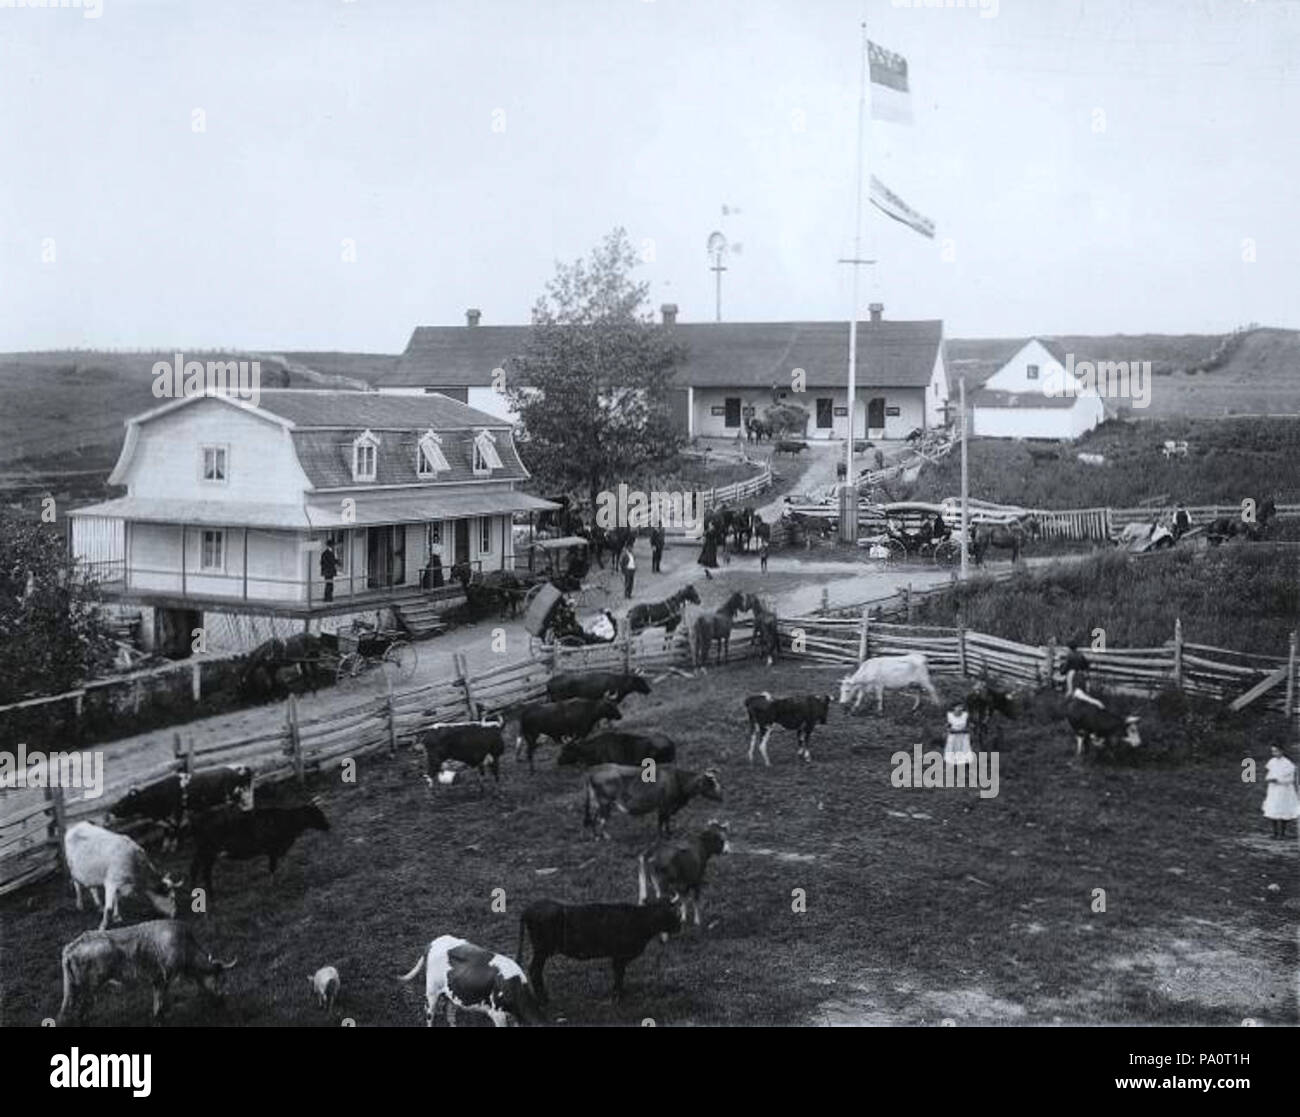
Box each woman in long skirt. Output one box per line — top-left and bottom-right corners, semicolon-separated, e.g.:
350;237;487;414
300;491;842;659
1263;744;1300;839
944;704;973;767
697;525;720;580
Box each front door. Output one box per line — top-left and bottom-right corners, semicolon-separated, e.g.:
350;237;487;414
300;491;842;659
867;397;886;437
816;397;834;433
366;526;406;589
724;397;742;429
453;519;471;566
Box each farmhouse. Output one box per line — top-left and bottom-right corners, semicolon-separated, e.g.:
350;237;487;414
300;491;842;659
67;389;556;653
377;304;950;442
971;338;1107;440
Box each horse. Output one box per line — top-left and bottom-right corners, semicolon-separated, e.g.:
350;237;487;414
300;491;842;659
971;515;1038;566
1208;496;1276;544
747;416;773;443
753;513;772;549
239;633;331;700
743;593;780;666
732;507;755;554
690;592;749;668
627;585;701;638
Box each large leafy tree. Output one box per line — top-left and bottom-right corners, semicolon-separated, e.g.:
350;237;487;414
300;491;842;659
0;511;115;703
509;229;686;510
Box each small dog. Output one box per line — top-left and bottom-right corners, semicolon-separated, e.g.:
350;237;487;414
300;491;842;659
310;966;340;1012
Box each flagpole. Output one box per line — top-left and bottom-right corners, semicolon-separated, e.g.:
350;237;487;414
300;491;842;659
840;19;869;543
960;374;969;582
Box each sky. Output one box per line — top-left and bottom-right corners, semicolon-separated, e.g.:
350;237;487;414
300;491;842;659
1;0;1297;352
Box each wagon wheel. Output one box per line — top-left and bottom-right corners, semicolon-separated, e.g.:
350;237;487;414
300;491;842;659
933;539;962;566
383;640;418;681
335;652;364;683
881;537;907;564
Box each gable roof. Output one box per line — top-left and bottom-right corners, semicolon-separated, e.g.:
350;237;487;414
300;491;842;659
971;388;1094;411
383;320;945;391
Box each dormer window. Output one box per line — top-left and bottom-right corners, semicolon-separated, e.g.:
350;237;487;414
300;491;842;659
473;430;503;475
352;429;380;482
417;430;450;478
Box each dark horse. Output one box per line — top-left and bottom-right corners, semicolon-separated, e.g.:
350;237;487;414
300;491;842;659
1208;497;1276;544
627;584;701;637
239;632;334;700
690;591;750;668
451;563;528;618
743;593;780;666
746;416;774;443
972;515;1039;566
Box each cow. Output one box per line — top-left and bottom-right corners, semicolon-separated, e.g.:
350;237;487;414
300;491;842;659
583;764;723;840
839;653;941;714
557;730;677;768
1067;697;1142;758
516;697;622;772
110;765;254;850
637;820;731;926
63;822;180;931
743;693;831;765
775;440;808;456
545;670;651;704
188;799;330;896
57;918;237;1025
398;934;544;1027
310;966;340;1012
516;898;681;1004
418;719;506;791
965;681;1018;749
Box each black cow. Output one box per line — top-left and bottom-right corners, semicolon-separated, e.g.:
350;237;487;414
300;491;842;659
743;692;832;765
545;671;651;704
419;720;507;792
965;682;1017;749
775;440;808;456
517;898;681;1004
188;800;330;896
1066;697;1142;758
516;698;622;772
557;730;677;768
583;765;723;840
110;766;254;849
638;821;731;927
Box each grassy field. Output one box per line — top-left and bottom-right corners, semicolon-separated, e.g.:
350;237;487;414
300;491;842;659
913;547;1300;655
906;416;1300;509
2;658;1294;1028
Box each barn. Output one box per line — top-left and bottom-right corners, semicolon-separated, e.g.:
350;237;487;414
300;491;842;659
971;338;1107;440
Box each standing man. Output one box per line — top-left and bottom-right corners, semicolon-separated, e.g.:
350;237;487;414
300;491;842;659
320;539;338;603
1173;502;1191;541
618;541;636;599
649;523;665;574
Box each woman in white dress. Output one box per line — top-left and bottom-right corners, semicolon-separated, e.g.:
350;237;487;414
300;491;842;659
1263;744;1300;839
944;704;973;767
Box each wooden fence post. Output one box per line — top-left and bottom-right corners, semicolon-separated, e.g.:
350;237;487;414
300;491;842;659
46;785;67;869
957;622;967;678
622;625;633;674
286;695;303;784
191;661;202;704
858;606;870;664
1287;631;1297;726
173;731;184;768
1172;617;1183;688
1043;637;1056;689
905;583;914;624
821;587;830;614
456;653;478;719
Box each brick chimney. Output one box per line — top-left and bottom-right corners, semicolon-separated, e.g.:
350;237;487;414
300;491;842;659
868;303;884;323
466;308;482;327
661;303;679;326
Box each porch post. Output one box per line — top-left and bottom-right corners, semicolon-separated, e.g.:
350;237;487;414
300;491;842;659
180;523;186;596
123;520;131;590
242;528;249;600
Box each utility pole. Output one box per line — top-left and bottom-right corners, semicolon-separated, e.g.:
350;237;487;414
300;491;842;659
960;374;969;582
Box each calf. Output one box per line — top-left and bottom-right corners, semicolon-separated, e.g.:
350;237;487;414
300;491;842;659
546;671;651;704
839;653;941;714
557;730;677;768
110;765;254;849
516;697;622;772
638;820;731;926
419;720;506;791
310;966;340;1012
583;764;723;840
398;934;544;1027
517;898;681;1004
188;799;330;896
63;822;180;930
744;692;831;764
58;919;236;1025
1067;698;1142;758
966;682;1018;749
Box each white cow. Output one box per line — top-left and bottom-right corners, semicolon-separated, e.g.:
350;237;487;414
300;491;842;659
839;653;941;714
398;934;543;1027
63;822;179;930
310;965;340;1011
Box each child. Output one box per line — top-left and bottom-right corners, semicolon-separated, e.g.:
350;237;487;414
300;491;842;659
1263;744;1300;839
944;703;972;767
760;539;770;573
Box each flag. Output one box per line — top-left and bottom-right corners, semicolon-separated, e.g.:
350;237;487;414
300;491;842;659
869;176;935;239
868;40;912;125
